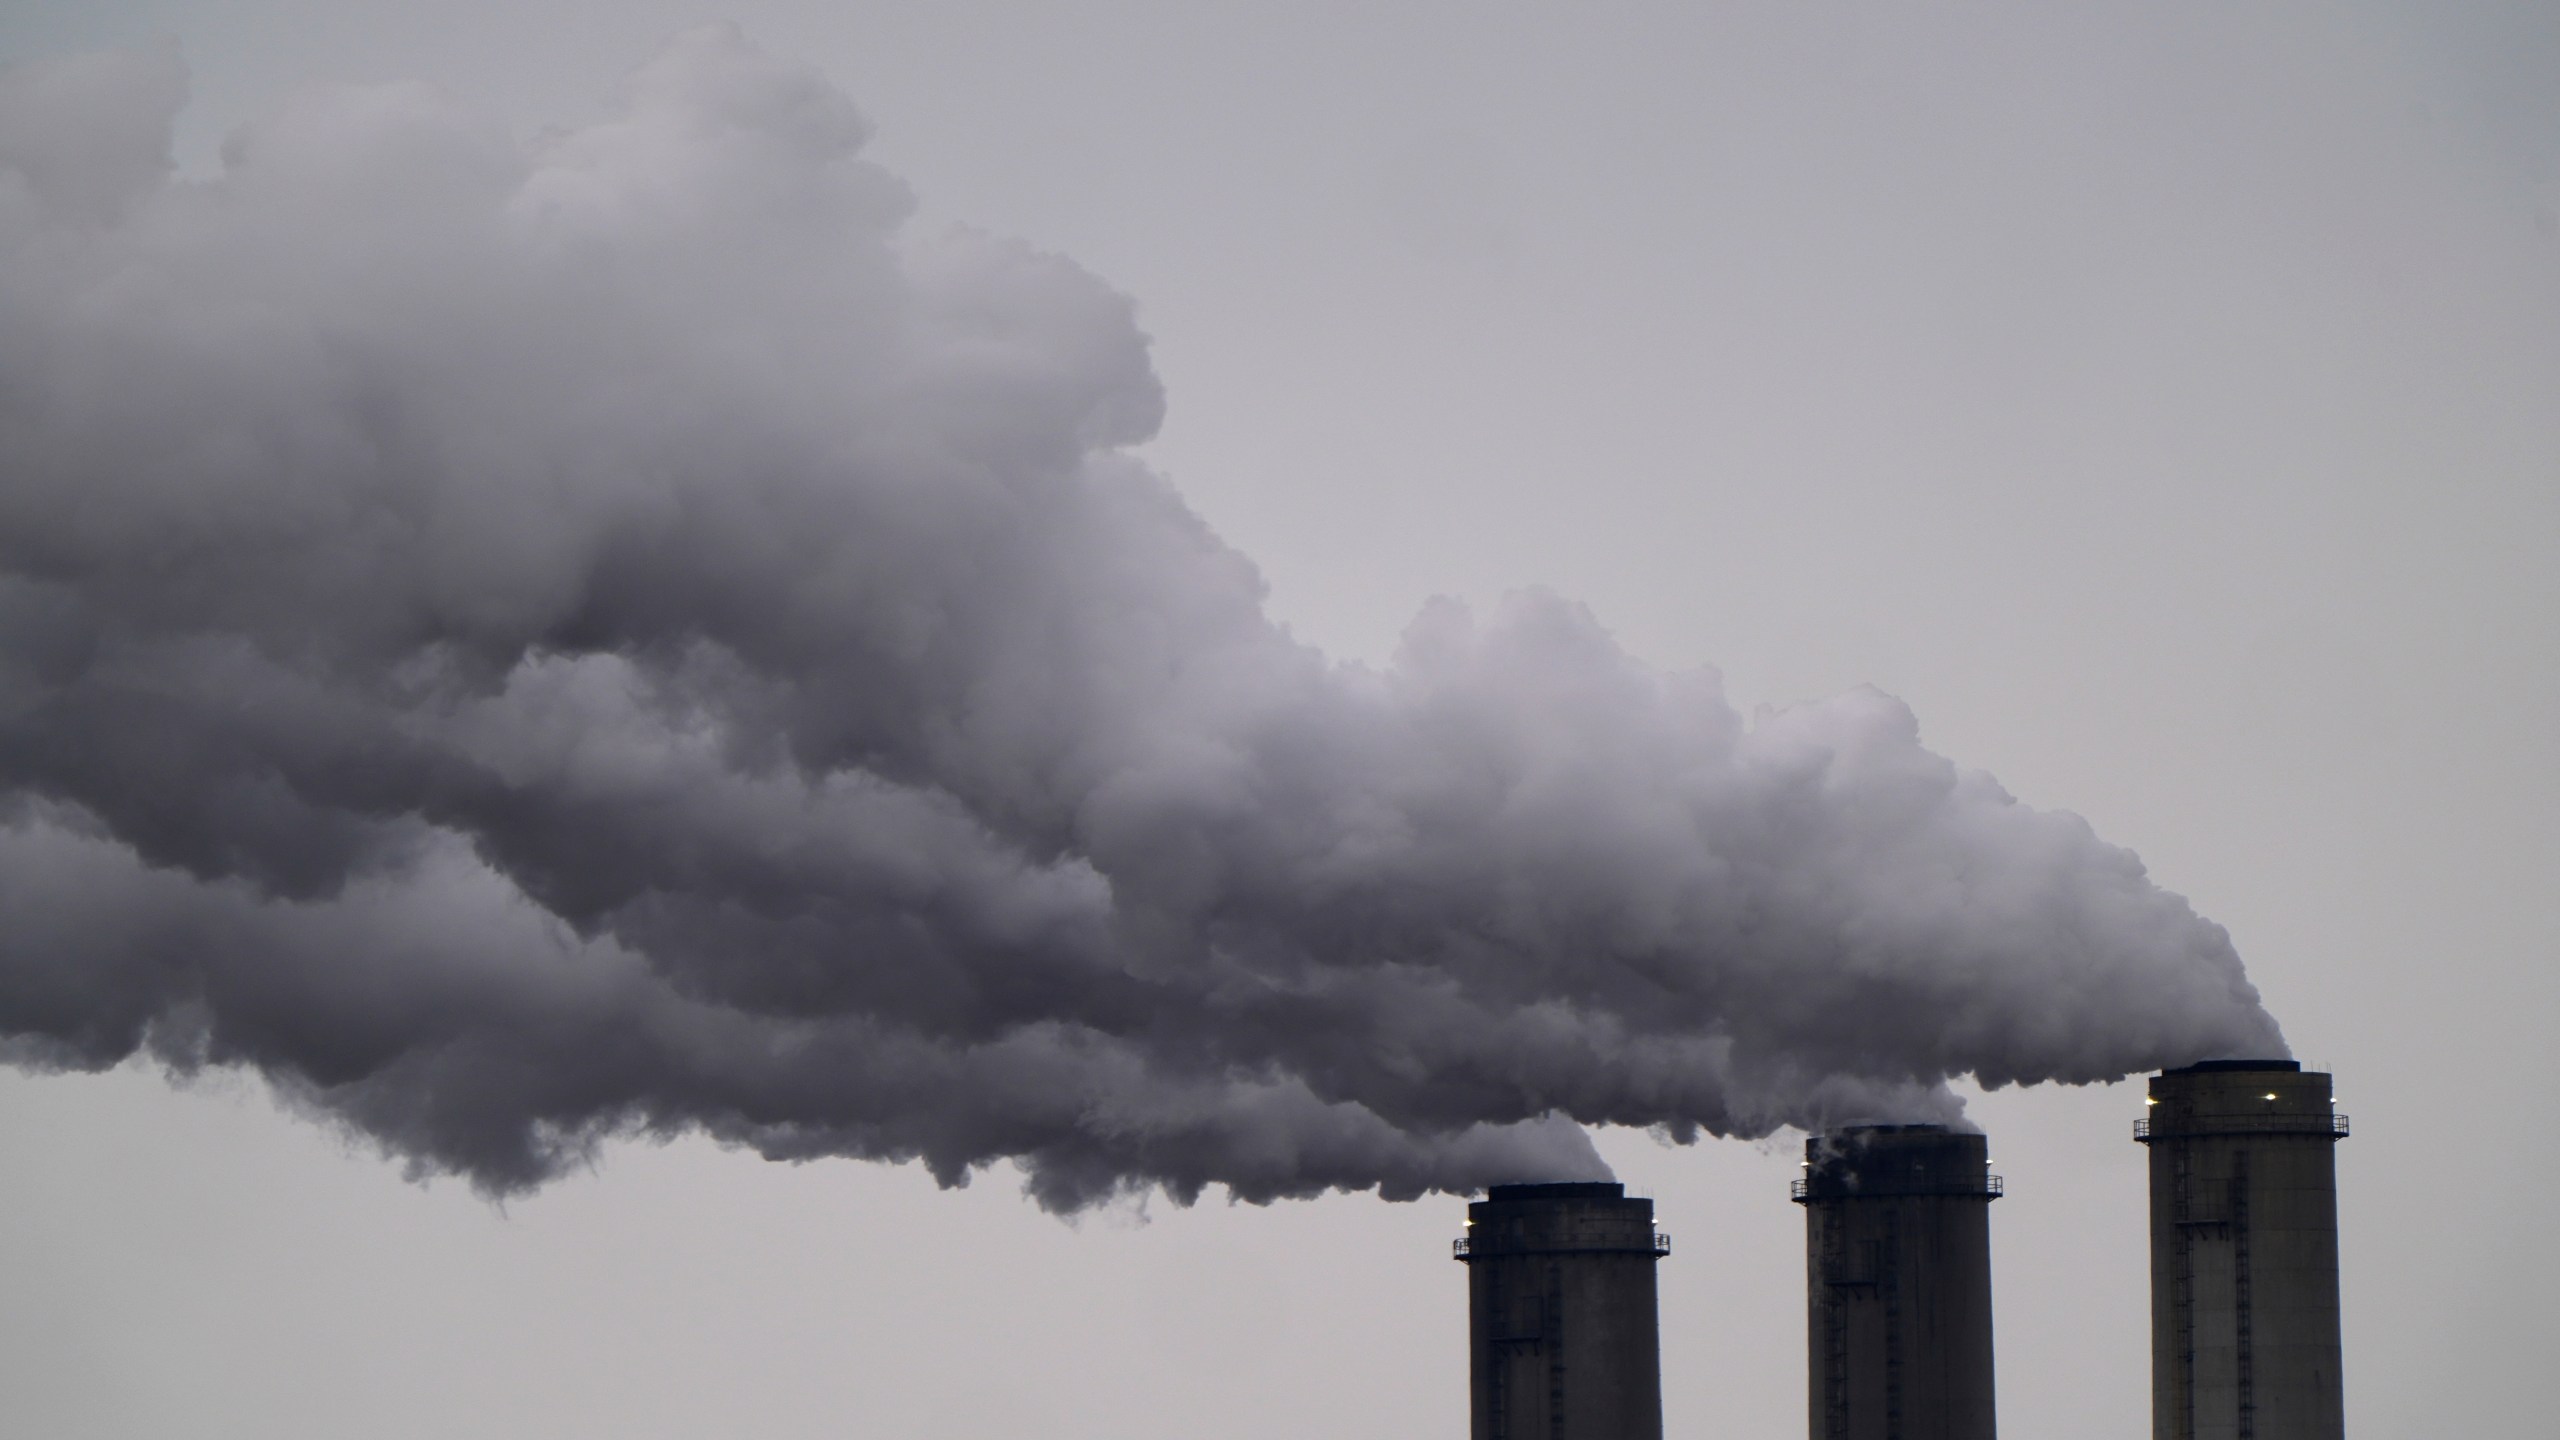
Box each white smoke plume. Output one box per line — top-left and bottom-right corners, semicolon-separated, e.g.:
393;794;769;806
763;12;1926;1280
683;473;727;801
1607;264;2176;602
0;30;2283;1211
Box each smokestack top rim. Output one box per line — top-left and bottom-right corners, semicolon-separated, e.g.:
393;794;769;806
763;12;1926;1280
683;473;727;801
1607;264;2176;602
2163;1057;2301;1075
1482;1181;1628;1202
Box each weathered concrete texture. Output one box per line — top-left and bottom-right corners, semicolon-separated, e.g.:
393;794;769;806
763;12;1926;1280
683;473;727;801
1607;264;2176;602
2141;1061;2346;1440
1458;1182;1667;1440
1796;1125;2001;1440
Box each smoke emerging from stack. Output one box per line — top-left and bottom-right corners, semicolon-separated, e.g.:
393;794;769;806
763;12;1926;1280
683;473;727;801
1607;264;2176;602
0;31;2285;1211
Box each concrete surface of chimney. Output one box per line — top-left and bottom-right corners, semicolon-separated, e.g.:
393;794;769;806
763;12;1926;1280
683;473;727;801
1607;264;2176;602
1456;1182;1668;1440
2139;1061;2347;1440
1794;1124;2001;1440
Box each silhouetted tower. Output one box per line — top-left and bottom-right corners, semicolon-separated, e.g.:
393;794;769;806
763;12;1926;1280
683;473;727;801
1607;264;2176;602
2138;1060;2347;1440
1794;1124;2001;1440
1456;1182;1669;1440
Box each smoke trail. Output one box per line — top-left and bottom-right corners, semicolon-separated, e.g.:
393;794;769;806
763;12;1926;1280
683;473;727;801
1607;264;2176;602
0;30;2282;1210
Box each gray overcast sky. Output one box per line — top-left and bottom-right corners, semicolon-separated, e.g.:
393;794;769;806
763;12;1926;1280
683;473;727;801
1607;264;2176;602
2;3;2555;1437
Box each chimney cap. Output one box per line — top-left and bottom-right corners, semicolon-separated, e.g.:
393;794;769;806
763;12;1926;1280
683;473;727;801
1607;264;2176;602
2164;1058;2302;1075
1483;1181;1626;1202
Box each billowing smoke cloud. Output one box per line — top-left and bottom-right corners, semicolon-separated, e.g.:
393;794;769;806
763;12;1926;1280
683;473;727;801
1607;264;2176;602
0;30;2282;1211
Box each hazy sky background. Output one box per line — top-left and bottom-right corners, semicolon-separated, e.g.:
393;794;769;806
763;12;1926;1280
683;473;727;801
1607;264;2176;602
2;3;2554;1437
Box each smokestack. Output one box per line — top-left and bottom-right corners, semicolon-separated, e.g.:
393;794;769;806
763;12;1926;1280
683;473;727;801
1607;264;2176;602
1455;1182;1668;1440
2138;1061;2346;1440
1794;1124;2001;1440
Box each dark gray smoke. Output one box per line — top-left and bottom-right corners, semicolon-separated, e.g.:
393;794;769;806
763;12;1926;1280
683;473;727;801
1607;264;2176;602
0;30;2284;1211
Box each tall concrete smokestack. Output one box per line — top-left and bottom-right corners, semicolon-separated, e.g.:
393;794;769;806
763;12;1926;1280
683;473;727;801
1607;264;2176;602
1793;1124;2002;1440
1455;1182;1669;1440
2138;1061;2347;1440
